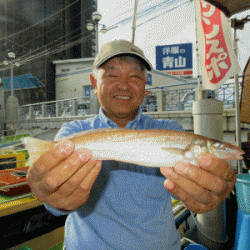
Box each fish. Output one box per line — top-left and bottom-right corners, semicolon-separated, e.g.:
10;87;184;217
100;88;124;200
20;128;244;167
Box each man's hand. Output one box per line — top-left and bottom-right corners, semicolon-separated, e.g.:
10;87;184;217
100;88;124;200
27;139;102;211
160;153;236;214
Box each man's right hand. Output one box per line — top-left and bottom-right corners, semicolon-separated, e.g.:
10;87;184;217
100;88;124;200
27;138;102;211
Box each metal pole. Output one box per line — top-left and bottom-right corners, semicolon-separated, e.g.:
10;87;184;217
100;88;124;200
95;23;98;55
234;28;242;173
132;0;139;44
10;61;14;96
194;3;203;101
193;100;228;244
192;6;227;243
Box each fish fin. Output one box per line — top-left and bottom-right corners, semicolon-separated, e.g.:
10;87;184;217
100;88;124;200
20;137;54;165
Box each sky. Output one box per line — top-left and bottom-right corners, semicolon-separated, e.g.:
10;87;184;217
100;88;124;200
97;0;250;78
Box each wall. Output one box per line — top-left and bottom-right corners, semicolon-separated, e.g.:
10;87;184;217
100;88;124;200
53;58;94;100
150;69;188;87
56;69;92;100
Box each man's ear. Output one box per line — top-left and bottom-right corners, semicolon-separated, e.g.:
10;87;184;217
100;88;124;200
90;74;98;95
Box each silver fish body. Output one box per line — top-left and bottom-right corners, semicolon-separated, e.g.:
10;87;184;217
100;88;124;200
21;128;244;167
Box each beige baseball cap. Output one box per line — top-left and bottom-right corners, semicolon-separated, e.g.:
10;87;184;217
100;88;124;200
93;39;152;71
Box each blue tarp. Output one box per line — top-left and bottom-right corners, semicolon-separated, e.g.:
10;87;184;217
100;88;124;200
2;74;45;91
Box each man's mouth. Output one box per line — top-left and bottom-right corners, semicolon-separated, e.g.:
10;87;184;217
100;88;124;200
115;96;131;100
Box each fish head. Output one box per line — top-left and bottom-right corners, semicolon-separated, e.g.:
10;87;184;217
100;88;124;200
206;139;245;161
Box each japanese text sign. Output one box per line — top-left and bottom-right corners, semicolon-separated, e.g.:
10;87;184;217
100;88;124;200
156;43;193;76
195;0;240;90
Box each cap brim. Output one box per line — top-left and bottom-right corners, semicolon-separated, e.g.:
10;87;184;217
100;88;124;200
95;51;152;71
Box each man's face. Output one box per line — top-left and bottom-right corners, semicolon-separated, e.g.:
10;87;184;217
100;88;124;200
90;56;147;123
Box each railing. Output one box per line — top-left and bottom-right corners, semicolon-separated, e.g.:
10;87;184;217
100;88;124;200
217;81;238;109
16;79;241;120
162;82;197;111
144;79;241;112
18;97;90;120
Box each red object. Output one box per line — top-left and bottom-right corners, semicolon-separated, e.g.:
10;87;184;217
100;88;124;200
0;167;31;196
195;0;240;90
145;91;153;96
166;70;193;76
200;2;232;85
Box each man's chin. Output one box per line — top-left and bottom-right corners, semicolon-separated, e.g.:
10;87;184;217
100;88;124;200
105;107;139;118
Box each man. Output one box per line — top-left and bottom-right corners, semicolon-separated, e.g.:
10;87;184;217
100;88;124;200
27;40;236;249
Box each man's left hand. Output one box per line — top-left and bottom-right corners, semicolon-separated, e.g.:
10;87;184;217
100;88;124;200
160;153;236;214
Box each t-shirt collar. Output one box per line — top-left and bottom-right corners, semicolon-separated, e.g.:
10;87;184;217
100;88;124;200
99;107;142;129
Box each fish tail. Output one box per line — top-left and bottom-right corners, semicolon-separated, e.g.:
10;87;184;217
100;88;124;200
20;137;54;165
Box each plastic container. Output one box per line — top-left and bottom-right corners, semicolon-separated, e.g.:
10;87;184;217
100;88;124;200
235;174;250;214
234;209;250;250
184;244;208;250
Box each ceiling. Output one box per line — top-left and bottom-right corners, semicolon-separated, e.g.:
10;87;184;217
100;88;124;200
205;0;250;17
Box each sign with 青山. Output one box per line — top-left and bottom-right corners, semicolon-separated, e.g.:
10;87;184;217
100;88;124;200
156;43;193;76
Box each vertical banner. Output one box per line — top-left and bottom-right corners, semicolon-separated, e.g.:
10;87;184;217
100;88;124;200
195;0;241;90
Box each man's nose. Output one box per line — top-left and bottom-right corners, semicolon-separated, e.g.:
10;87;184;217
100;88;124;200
116;78;129;90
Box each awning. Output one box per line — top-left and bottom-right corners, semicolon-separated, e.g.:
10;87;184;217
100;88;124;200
206;0;250;17
2;74;45;91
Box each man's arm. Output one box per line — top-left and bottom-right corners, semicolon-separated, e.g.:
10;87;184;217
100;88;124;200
27;139;102;211
160;153;236;214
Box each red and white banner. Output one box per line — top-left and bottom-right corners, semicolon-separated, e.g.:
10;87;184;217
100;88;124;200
195;0;241;90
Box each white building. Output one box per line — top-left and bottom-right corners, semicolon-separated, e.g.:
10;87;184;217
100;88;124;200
53;58;95;100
